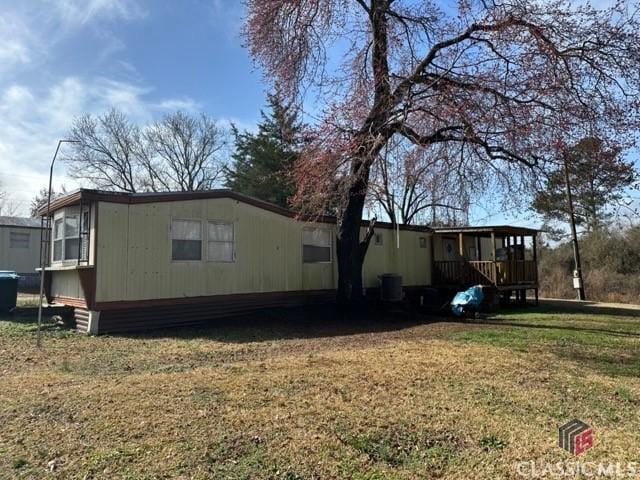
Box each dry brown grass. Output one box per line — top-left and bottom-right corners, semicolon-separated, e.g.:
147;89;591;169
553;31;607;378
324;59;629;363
539;266;640;304
1;305;639;479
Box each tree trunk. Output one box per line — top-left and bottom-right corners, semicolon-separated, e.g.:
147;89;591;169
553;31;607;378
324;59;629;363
336;158;374;308
335;0;390;308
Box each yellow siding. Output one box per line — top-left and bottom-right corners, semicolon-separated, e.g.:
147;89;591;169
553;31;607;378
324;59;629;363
0;226;41;274
96;202;130;302
50;270;83;298
95;198;432;302
362;228;431;288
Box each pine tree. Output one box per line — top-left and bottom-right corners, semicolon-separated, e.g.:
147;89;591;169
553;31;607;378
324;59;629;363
225;95;303;208
533;137;637;232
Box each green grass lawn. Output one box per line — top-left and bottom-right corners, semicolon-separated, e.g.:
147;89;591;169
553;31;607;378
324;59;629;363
1;303;639;479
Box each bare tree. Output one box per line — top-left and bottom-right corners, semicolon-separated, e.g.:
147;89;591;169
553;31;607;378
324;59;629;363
65;109;226;193
246;0;640;306
143;111;226;192
0;180;5;210
65;109;145;192
0;180;20;216
369;140;472;225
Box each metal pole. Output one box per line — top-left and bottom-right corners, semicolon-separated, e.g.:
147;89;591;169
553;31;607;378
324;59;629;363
563;150;586;301
36;140;77;347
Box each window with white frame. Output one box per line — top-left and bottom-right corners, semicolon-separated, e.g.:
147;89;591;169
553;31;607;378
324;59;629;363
52;211;80;262
64;215;80;260
171;219;202;261
302;228;331;263
53;218;63;261
10;231;30;249
207;221;234;262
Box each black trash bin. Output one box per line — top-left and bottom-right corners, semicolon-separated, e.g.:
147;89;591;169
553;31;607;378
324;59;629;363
0;271;19;312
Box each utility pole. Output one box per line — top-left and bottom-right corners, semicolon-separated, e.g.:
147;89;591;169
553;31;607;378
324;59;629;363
36;139;79;347
562;150;586;300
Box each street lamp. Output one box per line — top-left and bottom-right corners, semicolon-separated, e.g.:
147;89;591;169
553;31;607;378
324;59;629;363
36;139;79;348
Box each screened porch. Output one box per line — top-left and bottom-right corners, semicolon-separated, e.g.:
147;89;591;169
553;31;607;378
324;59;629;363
431;226;539;297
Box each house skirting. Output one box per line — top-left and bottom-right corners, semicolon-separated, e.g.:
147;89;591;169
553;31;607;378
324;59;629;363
77;289;337;334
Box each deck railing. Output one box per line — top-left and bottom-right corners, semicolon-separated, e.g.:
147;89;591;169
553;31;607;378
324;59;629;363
434;260;537;286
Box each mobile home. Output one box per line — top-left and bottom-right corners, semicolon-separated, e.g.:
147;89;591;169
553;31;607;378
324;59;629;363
39;190;434;333
39;189;538;334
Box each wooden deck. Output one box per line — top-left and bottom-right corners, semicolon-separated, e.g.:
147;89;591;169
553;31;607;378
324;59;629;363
433;260;538;289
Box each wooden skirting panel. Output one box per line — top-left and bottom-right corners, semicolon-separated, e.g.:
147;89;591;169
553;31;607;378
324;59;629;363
95;289;336;334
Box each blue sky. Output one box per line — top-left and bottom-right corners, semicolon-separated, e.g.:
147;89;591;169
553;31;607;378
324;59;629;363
0;0;634;230
0;0;266;215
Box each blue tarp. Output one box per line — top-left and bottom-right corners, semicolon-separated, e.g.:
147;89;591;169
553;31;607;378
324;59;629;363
451;285;484;316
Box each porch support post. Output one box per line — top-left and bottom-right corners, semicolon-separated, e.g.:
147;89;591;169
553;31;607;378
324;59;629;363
491;232;497;286
491;232;496;260
505;236;511;287
520;234;525;284
458;232;465;285
533;233;539;306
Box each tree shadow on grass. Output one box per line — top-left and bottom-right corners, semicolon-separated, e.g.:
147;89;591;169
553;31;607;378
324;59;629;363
537;299;640;319
458;319;640;339
451;307;640;378
113;304;442;343
552;346;640;378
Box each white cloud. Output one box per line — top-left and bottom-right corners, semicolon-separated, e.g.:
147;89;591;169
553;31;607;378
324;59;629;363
0;41;30;68
48;0;147;27
155;98;202;113
0;0;146;82
0;77;201;216
209;0;245;38
0;15;38;74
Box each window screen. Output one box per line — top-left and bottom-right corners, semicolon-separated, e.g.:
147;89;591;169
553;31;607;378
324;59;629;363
207;222;234;262
9;231;29;249
172;219;202;261
53;218;64;261
80;211;90;261
303;228;331;263
64;215;79;260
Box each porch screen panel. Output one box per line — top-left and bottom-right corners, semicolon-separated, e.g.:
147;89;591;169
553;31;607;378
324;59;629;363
172;220;202;261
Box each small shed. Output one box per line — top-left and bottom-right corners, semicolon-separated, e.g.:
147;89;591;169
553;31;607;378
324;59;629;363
0;216;43;289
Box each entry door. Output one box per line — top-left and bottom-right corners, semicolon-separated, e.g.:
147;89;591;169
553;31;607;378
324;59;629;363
442;237;457;260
